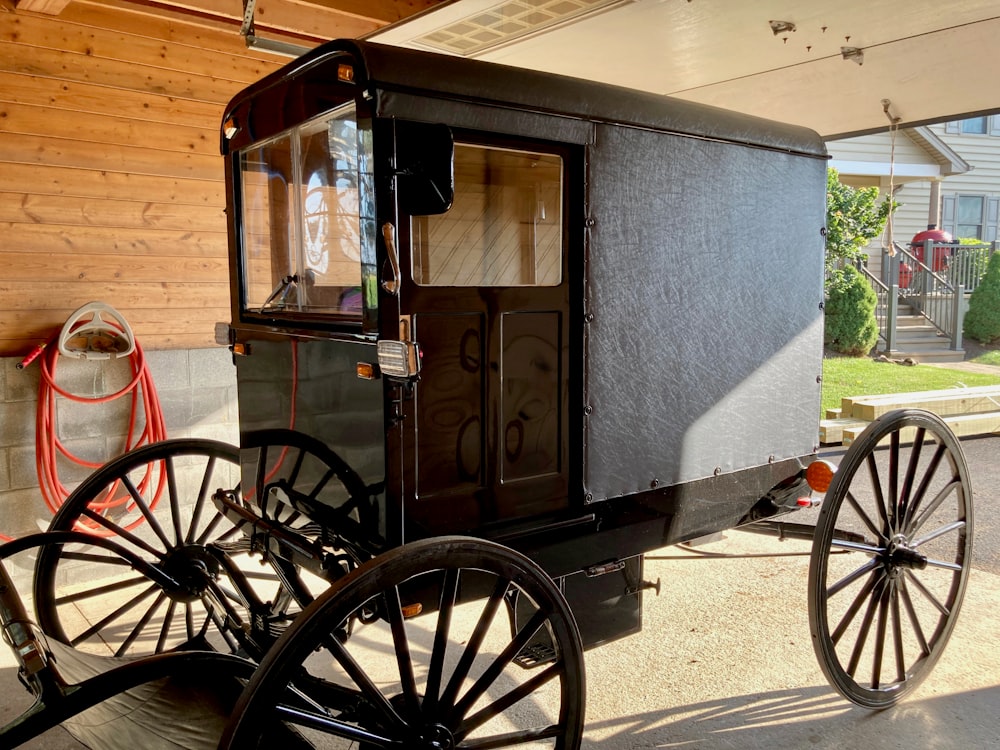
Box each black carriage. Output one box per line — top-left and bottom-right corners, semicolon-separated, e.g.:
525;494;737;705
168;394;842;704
1;39;973;750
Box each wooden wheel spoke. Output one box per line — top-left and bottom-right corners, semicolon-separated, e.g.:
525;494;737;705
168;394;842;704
909;481;963;538
869;581;893;689
71;583;159;646
55;573;153;606
121;473;173;550
898;577;931;657
844;491;888;544
384;586;421;720
186;454;219;543
827;556;881;599
831;569;880;645
456;661;564;740
164;456;185;545
457;724;564;749
424;567;460;717
450;607;551;722
888;432;900;533
902;568;952;618
440;577;511;710
865;452;892;537
81;507;165;558
890;585;906;684
897;428;926;529
902;443;947;534
846;577;888;678
912;519;966;550
156;600;178;653
323;634;410;735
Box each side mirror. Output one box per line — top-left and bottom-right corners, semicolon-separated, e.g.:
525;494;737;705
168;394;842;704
394;120;454;216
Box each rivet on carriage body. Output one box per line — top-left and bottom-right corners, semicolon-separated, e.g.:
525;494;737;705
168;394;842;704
585;217;596;227
585;492;594;504
650;478;659;488
584;404;593;415
768;455;776;463
585;312;595;323
714;466;722;476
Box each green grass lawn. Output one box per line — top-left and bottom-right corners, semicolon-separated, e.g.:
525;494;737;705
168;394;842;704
821;356;1000;416
971;349;1000;367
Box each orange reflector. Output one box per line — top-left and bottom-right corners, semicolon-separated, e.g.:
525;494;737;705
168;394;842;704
805;460;836;494
401;603;423;619
232;342;248;357
338;64;355;83
356;362;376;380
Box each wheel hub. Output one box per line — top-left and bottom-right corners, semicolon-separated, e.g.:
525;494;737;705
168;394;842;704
885;534;928;577
419;724;455;749
160;545;221;602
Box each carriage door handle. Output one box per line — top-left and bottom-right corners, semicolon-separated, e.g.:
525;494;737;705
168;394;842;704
382;222;400;295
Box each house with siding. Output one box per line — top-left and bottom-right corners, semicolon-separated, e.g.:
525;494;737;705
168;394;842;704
828;117;1000;250
827;118;1000;360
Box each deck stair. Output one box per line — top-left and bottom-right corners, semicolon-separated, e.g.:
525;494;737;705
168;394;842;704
820;384;1000;445
878;302;965;363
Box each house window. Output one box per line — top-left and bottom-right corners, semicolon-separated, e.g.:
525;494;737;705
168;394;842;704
957;195;985;238
960;117;988;134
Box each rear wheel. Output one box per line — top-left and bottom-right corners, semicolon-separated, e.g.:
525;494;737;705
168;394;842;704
221;536;586;749
34;439;281;657
808;409;973;708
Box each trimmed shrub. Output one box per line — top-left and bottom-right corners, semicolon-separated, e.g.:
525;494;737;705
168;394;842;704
964;251;1000;344
825;265;879;356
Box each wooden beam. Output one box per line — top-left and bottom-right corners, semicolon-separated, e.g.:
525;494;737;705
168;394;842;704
14;0;71;14
286;0;447;25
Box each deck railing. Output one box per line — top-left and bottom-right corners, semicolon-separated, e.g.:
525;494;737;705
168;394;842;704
856;262;896;351
878;242;976;351
848;241;993;354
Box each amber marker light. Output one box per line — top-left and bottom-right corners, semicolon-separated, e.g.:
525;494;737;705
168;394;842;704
337;64;355;83
805;460;836;494
356;362;376;380
401;603;423;618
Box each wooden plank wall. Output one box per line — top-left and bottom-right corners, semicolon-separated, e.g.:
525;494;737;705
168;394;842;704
0;5;287;356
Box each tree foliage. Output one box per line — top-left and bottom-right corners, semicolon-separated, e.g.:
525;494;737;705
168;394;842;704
963;251;1000;344
825;168;893;274
825;264;880;356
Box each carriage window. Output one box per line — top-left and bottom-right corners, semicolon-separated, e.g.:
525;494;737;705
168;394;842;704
239;103;367;319
411;144;562;286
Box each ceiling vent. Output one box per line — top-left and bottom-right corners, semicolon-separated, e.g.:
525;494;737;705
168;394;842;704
412;0;629;56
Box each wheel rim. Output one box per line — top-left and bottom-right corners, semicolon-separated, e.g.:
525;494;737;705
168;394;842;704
33;439;276;657
808;409;973;708
221;537;586;750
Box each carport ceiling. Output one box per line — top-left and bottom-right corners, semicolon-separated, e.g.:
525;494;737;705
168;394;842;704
15;0;1000;139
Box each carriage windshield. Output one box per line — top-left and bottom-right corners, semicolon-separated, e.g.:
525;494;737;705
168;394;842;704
238;102;371;320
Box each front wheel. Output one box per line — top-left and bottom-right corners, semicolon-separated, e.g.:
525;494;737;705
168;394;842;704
808;409;973;708
221;536;586;749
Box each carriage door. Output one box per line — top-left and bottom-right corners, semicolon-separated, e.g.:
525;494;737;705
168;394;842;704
397;137;571;533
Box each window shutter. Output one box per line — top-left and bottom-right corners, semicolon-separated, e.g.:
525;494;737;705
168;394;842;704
991;116;1000;136
986;197;1000;241
945;121;960;135
941;194;957;235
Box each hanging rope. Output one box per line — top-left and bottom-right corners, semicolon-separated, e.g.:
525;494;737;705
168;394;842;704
882;98;901;255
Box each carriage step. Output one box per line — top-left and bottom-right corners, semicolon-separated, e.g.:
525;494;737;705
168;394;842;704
514;642;557;668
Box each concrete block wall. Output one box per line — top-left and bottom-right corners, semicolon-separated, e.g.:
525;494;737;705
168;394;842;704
0;347;239;541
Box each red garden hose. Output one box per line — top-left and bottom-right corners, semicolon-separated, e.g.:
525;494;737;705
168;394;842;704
3;307;170;542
